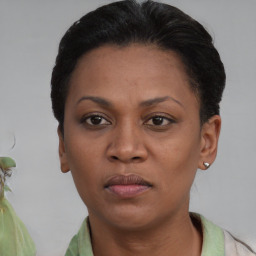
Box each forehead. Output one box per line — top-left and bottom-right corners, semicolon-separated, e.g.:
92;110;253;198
67;44;198;109
71;44;188;82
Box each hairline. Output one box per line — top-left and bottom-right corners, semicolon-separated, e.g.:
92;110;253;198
59;42;202;135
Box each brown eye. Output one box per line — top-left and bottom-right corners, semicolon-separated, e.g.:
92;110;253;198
152;116;164;125
84;115;111;126
145;115;175;127
91;116;103;125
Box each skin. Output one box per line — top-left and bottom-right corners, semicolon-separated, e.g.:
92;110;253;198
58;44;221;256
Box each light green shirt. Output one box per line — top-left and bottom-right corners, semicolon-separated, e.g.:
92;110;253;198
65;213;225;256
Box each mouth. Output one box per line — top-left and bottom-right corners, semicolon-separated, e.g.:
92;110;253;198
104;174;152;198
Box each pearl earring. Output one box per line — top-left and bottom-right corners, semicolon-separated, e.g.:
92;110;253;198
203;162;211;169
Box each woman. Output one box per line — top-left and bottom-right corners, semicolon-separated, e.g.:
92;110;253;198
51;0;255;255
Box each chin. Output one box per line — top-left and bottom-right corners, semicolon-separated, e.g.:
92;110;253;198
99;205;159;231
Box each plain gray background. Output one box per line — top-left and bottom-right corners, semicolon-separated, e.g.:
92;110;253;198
0;0;255;255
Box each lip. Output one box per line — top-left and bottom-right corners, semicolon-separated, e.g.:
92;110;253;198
104;174;152;198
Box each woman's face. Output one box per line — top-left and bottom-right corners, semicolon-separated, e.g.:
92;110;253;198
59;44;219;230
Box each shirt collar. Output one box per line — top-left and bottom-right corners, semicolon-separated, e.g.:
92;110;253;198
66;213;225;256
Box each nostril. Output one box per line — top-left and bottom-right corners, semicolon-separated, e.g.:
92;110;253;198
110;156;141;161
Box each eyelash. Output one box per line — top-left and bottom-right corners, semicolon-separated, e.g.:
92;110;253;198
80;113;111;127
144;114;176;128
80;113;176;129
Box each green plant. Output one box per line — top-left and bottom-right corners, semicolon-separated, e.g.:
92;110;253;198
0;157;36;256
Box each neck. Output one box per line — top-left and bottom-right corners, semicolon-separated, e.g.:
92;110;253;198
89;212;202;256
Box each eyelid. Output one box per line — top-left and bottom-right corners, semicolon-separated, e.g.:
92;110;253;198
80;112;112;125
143;113;176;128
144;112;176;122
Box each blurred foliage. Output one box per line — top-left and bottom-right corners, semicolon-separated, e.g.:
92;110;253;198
0;157;36;256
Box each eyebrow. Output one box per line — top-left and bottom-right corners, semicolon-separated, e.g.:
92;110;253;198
76;95;184;108
140;96;184;108
76;96;112;107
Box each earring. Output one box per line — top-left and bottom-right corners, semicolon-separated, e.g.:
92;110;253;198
203;162;210;169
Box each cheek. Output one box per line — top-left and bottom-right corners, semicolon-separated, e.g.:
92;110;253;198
65;124;100;167
67;148;103;210
64;135;100;189
151;131;201;190
155;132;201;169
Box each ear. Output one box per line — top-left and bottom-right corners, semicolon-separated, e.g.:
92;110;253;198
57;127;70;173
198;115;221;170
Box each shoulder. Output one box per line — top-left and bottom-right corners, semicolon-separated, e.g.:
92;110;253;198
223;230;256;256
65;234;79;256
194;213;255;256
191;213;255;256
65;217;94;256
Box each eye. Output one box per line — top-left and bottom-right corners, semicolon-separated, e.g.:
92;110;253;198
82;114;111;126
145;115;175;127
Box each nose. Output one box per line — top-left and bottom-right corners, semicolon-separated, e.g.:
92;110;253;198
106;122;148;163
